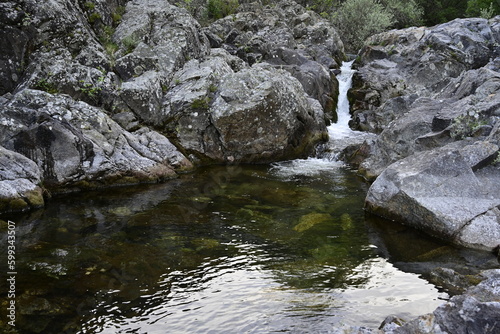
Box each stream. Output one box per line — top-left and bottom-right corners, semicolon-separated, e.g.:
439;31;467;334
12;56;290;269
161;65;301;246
0;62;496;334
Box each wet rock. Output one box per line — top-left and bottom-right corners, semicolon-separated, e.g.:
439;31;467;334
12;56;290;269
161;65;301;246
0;145;44;212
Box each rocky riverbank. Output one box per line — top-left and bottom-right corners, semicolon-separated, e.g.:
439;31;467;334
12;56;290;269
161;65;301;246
348;17;500;252
0;0;343;212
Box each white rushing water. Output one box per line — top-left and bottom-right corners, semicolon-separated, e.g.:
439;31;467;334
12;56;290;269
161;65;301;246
271;60;360;176
329;60;357;140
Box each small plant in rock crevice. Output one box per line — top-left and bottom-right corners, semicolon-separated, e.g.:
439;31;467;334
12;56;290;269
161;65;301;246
34;78;58;94
450;109;488;140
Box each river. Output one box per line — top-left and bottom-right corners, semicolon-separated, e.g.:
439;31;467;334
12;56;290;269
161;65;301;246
0;62;495;334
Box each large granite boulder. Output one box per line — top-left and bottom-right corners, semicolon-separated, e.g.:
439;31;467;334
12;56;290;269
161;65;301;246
0;89;192;212
350;17;500;133
350;17;500;251
0;146;44;212
205;0;344;118
365;141;500;250
163;59;328;163
390;269;500;334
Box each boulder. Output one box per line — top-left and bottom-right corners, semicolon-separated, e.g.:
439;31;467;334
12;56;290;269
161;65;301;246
357;51;500;180
205;0;344;117
163;59;328;163
0;145;44;212
365;141;500;250
392;269;500;334
0;89;191;209
350;17;500;132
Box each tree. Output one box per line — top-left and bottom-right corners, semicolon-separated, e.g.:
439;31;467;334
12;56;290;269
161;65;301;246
332;0;394;52
466;0;500;18
381;0;424;28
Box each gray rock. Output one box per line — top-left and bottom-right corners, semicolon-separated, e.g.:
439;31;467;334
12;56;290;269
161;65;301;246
0;89;191;209
164;60;327;163
209;64;327;162
113;0;209;82
205;0;344;115
0;145;44;212
351;18;500;133
393;269;500;334
365;141;500;250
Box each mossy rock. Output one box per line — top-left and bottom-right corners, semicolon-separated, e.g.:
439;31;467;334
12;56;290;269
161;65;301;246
25;188;45;208
9;198;29;211
294;213;332;233
108;207;133;217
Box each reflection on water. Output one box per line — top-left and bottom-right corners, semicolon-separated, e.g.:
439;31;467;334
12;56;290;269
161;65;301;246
0;163;495;333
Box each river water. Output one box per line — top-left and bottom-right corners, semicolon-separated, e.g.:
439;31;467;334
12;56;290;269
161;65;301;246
0;63;496;333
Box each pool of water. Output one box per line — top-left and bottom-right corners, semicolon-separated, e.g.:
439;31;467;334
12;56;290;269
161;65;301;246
1;162;496;334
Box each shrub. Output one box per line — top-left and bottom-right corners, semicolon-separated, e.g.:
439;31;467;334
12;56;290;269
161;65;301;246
206;0;239;20
466;0;500;18
122;35;139;54
332;0;394;52
380;0;424;28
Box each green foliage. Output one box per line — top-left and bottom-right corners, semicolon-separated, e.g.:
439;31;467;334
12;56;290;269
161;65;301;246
332;0;394;52
416;0;468;25
22;12;32;26
191;97;210;110
88;12;102;24
206;0;239;20
208;83;218;92
304;0;338;14
380;0;424;28
467;0;500;18
122;35;139;54
34;78;58;94
450;110;487;139
84;1;95;10
78;76;104;99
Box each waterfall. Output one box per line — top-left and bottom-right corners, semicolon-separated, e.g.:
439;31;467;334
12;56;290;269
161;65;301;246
328;60;356;140
270;60;363;176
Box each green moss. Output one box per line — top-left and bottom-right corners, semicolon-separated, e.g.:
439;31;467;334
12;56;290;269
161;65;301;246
25;189;44;208
9;198;28;211
191;97;210;110
208;83;218;93
191;238;220;251
111;12;122;25
34;78;58;94
84;2;95;10
122;35;139;54
88;12;102;24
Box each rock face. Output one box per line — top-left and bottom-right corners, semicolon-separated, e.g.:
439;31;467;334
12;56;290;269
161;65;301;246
351;16;500;250
0;0;344;212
